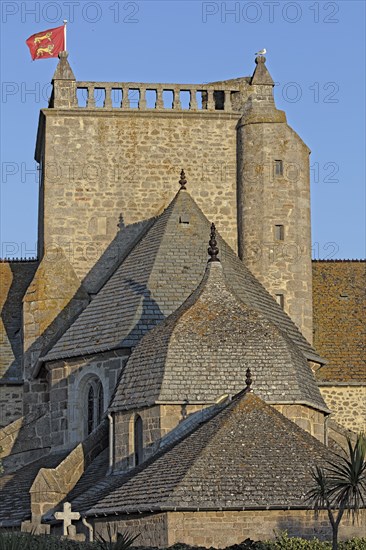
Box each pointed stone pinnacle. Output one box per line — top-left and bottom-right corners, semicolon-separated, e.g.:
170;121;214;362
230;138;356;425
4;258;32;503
255;55;266;64
208;222;220;263
245;368;253;391
251;55;274;86
179;169;187;190
52;50;75;81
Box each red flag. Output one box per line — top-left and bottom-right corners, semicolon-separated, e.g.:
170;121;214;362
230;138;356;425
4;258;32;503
26;25;65;60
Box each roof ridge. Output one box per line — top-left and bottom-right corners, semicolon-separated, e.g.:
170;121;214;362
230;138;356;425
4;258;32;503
312;259;366;262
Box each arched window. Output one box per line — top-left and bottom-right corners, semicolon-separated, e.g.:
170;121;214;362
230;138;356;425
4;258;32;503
134;415;143;466
86;378;104;436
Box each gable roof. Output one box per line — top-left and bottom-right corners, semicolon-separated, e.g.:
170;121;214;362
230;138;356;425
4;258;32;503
111;261;328;413
75;392;334;516
43;189;322;364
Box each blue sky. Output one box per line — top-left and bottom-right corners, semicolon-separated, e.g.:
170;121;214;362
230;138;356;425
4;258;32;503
1;0;365;259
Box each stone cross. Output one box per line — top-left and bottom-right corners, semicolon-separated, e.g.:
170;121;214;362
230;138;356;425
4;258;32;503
54;502;80;536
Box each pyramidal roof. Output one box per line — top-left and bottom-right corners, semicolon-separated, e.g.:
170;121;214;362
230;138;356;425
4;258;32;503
43;188;322;363
75;391;333;516
111;260;328;413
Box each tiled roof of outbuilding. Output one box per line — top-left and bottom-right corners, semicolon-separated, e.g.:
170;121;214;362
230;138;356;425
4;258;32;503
312;260;366;383
80;392;334;516
43;189;321;364
110;261;328;412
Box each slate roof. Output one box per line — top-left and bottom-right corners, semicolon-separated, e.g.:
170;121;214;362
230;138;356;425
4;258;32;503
64;449;109;508
111;261;328;413
43;189;321;364
312;260;366;383
0;450;68;526
76;392;334;516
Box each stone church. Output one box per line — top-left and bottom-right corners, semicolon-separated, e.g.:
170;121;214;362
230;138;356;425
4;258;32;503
0;52;364;547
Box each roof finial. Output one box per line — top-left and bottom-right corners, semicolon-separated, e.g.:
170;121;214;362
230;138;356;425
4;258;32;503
245;368;253;391
179;169;187;190
117;213;124;230
208;222;220;262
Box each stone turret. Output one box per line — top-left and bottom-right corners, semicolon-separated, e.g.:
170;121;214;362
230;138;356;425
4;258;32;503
49;51;77;109
237;56;313;343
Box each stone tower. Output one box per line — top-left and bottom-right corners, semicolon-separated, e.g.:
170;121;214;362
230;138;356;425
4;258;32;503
237;56;313;343
0;52;315;413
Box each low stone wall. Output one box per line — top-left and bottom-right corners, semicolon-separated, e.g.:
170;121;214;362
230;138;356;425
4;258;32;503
319;385;366;433
93;513;168;547
30;419;108;519
92;509;366;548
0;416;23;457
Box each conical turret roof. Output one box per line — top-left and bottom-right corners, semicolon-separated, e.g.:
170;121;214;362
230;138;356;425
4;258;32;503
111;259;328;413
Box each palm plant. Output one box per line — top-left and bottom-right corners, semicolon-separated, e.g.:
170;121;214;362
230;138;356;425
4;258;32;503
95;523;140;549
306;434;366;550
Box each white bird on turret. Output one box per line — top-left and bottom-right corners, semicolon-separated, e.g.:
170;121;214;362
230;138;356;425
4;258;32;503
255;48;267;55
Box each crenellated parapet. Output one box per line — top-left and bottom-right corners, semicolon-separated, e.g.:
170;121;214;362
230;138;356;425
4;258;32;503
49;51;250;112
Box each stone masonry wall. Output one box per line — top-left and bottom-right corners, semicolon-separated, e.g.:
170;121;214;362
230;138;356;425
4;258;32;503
0;404;51;473
0;261;38;425
22;251;89;379
167;510;366;548
273;404;325;443
39;110;239;283
113;403;208;472
0;261;38;380
93;509;366;548
94;513;168;548
319;385;366;433
48;351;126;450
312;260;366;383
0;385;23;427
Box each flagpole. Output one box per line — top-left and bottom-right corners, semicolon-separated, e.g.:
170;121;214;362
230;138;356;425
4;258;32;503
63;19;67;52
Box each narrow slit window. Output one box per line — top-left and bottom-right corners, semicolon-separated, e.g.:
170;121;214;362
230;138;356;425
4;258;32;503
275;293;285;309
87;385;95;435
134;415;143;466
275;225;285;241
275;160;283;176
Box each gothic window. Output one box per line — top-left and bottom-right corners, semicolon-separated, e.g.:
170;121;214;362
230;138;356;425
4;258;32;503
86;378;104;436
275;160;283;176
134;415;143;466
